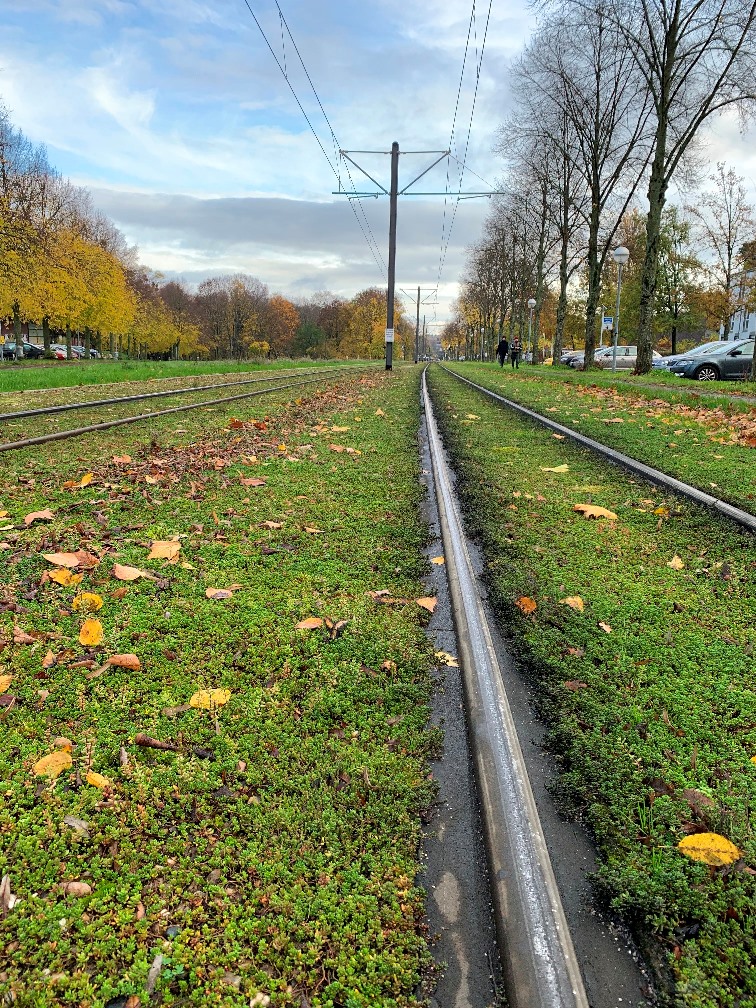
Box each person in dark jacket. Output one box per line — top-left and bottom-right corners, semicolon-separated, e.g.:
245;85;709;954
510;337;521;368
495;337;509;366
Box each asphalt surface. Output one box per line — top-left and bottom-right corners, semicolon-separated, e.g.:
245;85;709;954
417;403;657;1008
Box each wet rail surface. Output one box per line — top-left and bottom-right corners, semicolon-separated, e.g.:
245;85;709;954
442;365;756;535
0;363;381;454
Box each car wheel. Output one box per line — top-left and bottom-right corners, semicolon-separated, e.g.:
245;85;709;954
694;364;720;381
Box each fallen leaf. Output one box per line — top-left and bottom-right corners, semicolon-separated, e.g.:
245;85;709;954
112;563;146;581
515;596;537;615
416;596;438;613
0;874;17;916
13;627;36;645
112;454;132;463
260;521;283;530
330;426;351;432
303;526;325;534
32;751;72;779
552;433;565;439
677;832;741;867
563;680;589;691
541;464;570;473
667;555;685;570
24;509;54;525
60;881;92;897
53;737;74;751
603;417;625;423
560;596;585;611
205;587;240;600
654;506;670;517
434;650;459;667
79;619;104;647
296;617;324;630
240;477;267;487
430;556;445;565
598;621;613;633
63;815;89;835
465;414;480;420
111;586;129;599
108;654;141;670
0;675;12;693
86;771;111;789
147;540;181;561
48;568;82;587
72;592;104;613
189;687;231;709
573;504;618;520
375;408;386;416
43;552;83;569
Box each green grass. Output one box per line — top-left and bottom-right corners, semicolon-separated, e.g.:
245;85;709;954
427;364;756;1007
0;368;436;1007
0;359;351;396
449;362;756;514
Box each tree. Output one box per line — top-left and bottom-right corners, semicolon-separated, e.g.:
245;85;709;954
262;295;300;356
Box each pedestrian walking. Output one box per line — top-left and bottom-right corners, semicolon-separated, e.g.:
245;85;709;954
510;337;521;369
495;337;509;366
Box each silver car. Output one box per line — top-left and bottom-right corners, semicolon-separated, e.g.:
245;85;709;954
668;339;756;381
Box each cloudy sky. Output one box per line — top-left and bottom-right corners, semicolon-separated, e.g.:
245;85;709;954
2;0;756;326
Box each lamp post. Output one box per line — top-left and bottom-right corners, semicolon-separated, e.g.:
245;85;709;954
599;305;606;348
527;297;536;363
611;247;630;371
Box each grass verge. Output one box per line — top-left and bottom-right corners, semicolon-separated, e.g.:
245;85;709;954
427;365;756;1008
0;367;436;1007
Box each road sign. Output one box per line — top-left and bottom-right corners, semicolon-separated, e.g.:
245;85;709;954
385;328;395;343
602;316;613;329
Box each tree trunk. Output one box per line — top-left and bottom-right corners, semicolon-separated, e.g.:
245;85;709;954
12;302;23;360
42;317;51;352
65;323;72;360
554;240;569;362
637;138;669;372
84;329;91;359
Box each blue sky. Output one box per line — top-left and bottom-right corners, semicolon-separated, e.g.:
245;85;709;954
3;0;756;324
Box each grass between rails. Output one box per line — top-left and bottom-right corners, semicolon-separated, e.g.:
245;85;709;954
450;363;756;515
0;367;438;1007
0;360;352;397
426;365;756;1008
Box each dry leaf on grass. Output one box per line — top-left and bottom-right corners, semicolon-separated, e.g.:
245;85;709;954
32;750;72;778
296;617;324;630
573;503;618;520
86;771;111;789
667;555;685;570
515;596;537;615
49;568;83;587
60;881;91;897
147;541;181;561
416;596;438;613
72;592;104;613
260;521;283;529
560;596;585;611
112;454;132;464
79;619;104;647
0;675;12;693
108;654;141;670
563;680;589;691
240;477;267;487
189;687;231;709
677;832;741;866
62;473;94;489
541;464;570;473
205;586;242;600
12;627;36;645
112;563;147;581
598;621;613;633
24;509;54;525
303;526;325;534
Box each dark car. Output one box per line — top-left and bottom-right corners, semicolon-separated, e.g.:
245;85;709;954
1;341;46;359
652;341;724;370
668;339;756;381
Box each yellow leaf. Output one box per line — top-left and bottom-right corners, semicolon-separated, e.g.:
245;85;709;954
86;771;111;789
430;556;445;565
560;596;585;611
147;540;181;561
72;592;104;613
49;568;75;586
79;619;104;647
0;674;12;693
515;596;537;615
296;616;324;630
375;409;386;416
677;832;741;866
465;414;480;420
331;426;351;432
189;687;231;709
32;750;72;778
750;755;756;765
541;464;570;473
416;596;438;613
667;555;685;570
434;650;459;667
79;473;94;487
654;506;670;517
573;504;618;520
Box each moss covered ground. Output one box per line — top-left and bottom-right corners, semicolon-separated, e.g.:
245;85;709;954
0;367;436;1008
427;365;756;1008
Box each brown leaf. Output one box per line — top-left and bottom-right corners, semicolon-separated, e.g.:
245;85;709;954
108;653;141;670
296;617;324;630
43;552;83;569
598;621;613;633
515;596;537;615
111;586;129;600
112;563;146;581
416;596;438;613
563;680;589;691
13;627;36;645
573;504;618;520
79;619;104;647
60;881;92;897
24;509;54;526
240;477;267;487
112;454;132;464
260;521;283;529
667;555;685;570
205;586;242;600
147;540;181;561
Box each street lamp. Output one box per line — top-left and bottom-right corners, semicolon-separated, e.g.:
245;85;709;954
611;247;630;371
527;298;536;363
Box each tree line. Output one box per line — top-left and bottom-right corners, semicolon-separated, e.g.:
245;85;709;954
0;103;414;361
453;0;756;372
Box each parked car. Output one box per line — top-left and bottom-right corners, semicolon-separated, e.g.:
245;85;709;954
1;341;46;359
652;341;725;370
569;345;661;370
559;349;583;365
668;339;756;381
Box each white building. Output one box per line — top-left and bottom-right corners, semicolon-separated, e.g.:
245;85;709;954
729;270;756;339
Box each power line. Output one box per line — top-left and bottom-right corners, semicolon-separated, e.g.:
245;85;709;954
241;1;387;279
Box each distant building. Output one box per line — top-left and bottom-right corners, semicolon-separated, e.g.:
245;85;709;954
730;270;756;339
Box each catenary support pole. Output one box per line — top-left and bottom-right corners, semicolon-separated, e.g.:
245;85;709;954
415;286;420;364
385;141;399;371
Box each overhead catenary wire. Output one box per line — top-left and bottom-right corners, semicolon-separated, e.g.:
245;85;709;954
241;0;387;279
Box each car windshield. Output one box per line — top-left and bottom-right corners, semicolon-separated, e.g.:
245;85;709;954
694;341;749;356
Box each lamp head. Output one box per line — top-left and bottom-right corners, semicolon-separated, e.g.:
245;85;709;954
527;297;537;309
612;246;630;266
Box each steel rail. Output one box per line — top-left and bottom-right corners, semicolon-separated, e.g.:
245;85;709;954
0;372;360;454
442;366;756;534
421;370;589;1008
0;363;379;423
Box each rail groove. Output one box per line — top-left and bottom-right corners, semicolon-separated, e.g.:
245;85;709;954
442;366;756;534
422;370;589;1008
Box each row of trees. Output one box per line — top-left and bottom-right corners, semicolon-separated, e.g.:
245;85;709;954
0;103;413;361
457;0;756;371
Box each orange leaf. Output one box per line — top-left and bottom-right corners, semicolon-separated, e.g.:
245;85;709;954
43;552;83;569
112;563;146;581
559;596;585;611
303;526;325;534
49;568;76;585
296;617;324;630
430;556;445;565
108;653;141;670
32;750;72;778
147;541;181;561
416;596;438;613
24;509;54;525
79;473;94;487
111;587;129;600
573;504;618;520
0;674;12;693
240;477;267;487
112;454;132;464
79;619;104;647
515;596;537;615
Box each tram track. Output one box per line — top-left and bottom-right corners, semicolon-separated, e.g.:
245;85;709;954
0;363;380;454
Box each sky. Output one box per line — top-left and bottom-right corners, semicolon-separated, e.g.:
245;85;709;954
2;0;756;328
